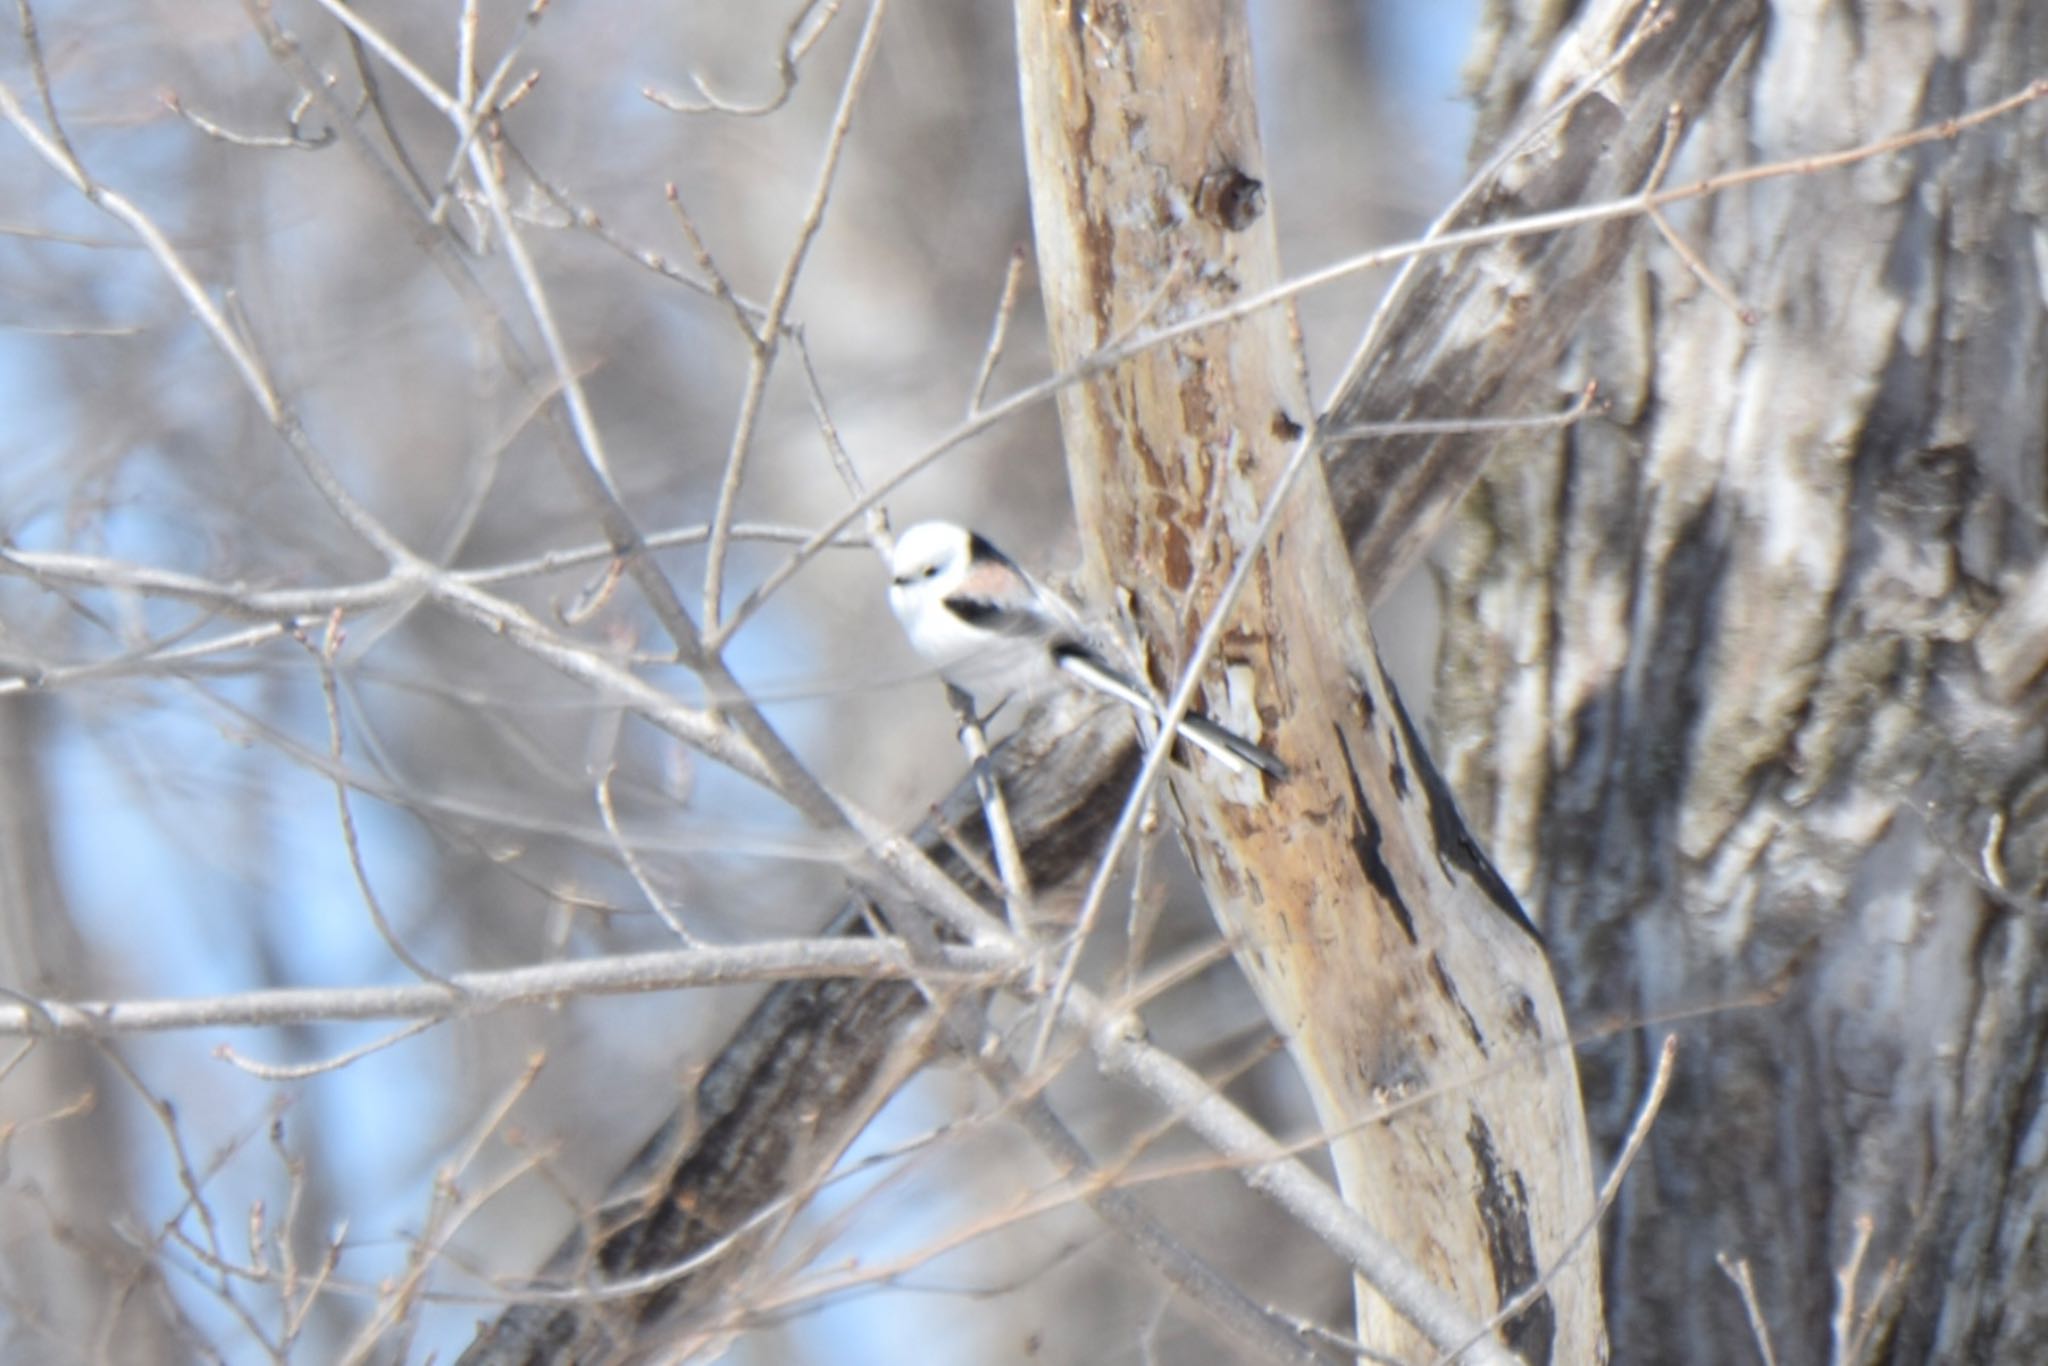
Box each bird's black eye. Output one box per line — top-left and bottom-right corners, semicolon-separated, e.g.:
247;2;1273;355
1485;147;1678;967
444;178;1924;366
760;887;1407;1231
921;564;939;579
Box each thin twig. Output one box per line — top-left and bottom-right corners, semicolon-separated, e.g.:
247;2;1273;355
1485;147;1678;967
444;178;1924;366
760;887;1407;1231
425;2;544;227
456;0;478;112
216;1019;439;1081
1029;454;1233;1062
1716;1251;1780;1366
0;939;1011;1038
309;0;461;119
666;187;761;346
498;138;777;314
162;89;335;149
945;684;1035;939
0;522;860;619
14;0;79;168
1316;382;1601;442
306;626;456;986
1640;105;1755;323
642;0;841;118
344;27;434;208
1116;800;1166;997
596;766;698;944
791;322;883;540
459;96;628;508
701;0;889;636
969;246;1031;417
1831;1213;1875;1366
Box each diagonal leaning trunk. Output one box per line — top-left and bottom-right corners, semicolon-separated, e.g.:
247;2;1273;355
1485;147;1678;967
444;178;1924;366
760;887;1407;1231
1015;3;1602;1360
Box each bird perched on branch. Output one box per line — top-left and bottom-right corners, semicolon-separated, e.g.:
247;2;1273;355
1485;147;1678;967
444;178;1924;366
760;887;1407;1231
886;521;1288;783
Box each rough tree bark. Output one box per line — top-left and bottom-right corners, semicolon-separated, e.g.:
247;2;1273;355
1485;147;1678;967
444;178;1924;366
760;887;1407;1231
1014;2;1598;1362
1426;2;2048;1361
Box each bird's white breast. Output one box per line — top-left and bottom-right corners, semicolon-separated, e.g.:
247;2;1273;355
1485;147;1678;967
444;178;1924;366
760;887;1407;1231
890;582;1058;699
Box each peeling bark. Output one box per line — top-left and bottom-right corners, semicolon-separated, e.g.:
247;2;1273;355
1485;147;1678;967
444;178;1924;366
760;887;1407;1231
1014;2;1600;1360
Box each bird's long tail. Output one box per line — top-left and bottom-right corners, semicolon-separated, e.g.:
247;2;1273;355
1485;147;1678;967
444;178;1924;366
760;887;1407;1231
1054;649;1290;782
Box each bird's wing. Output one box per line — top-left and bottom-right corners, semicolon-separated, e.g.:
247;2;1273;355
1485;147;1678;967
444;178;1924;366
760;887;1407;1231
943;543;1070;641
940;586;1047;640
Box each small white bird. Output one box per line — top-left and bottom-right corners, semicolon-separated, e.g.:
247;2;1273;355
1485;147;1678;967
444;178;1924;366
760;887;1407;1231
887;521;1288;782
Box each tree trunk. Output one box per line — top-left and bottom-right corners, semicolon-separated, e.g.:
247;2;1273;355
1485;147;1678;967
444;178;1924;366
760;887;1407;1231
1015;3;1599;1361
1429;2;2048;1360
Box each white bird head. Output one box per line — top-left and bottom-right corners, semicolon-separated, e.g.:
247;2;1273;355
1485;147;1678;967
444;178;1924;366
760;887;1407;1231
888;521;973;602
